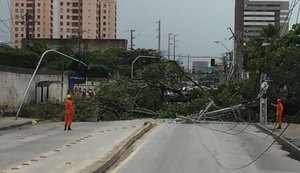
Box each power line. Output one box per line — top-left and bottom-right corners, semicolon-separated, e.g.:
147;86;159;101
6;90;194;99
0;18;11;33
196;123;291;170
0;25;5;32
6;0;16;31
281;0;300;34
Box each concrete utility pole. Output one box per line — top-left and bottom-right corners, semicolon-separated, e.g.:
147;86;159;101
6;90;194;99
234;0;245;82
168;33;172;60
130;30;135;50
77;26;85;52
157;20;161;52
259;73;269;124
25;13;30;39
173;34;177;61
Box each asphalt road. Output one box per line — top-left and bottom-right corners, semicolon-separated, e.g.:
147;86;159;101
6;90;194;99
0;120;147;173
111;122;300;173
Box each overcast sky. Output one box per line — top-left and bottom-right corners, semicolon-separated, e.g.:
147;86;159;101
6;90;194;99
1;0;300;66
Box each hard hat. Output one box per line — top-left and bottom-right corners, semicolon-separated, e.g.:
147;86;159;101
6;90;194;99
277;98;281;102
67;94;71;99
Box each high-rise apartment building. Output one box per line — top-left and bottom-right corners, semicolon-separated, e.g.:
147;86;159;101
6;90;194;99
243;0;289;40
10;0;54;48
57;0;116;39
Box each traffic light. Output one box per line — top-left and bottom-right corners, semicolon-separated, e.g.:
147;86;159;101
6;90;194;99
211;59;215;66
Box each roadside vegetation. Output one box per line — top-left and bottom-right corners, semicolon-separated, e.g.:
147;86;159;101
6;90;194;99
1;24;300;123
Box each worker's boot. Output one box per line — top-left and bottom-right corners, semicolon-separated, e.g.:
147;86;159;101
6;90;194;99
64;126;67;131
68;126;72;130
277;126;281;129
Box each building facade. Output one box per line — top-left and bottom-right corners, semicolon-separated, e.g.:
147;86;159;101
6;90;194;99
192;61;209;74
243;0;289;40
57;0;116;40
10;0;54;48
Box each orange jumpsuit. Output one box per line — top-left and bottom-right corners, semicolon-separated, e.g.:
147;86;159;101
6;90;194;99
64;99;73;128
275;101;283;127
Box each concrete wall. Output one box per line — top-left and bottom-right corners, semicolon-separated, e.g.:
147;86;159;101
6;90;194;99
22;39;128;52
0;66;69;113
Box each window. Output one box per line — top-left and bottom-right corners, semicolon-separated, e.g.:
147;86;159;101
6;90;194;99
103;4;106;8
67;22;70;26
37;34;40;37
15;9;18;13
15;28;18;31
60;2;63;6
103;34;106;37
37;15;40;19
103;16;106;19
103;22;106;25
103;10;106;14
67;2;70;6
60;15;63;19
15;3;18;7
21;3;24;7
60;28;63;32
15;34;18;37
60;22;63;26
67;9;70;13
37;3;40;7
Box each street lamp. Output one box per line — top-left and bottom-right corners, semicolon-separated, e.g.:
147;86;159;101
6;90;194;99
15;49;88;119
131;56;158;79
214;41;231;52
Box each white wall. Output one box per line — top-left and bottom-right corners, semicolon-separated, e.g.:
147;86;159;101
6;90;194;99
0;70;69;112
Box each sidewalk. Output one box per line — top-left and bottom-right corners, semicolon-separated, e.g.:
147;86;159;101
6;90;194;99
256;123;300;160
264;123;300;147
0;117;38;130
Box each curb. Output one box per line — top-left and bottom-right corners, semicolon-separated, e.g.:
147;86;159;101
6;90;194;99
81;122;153;173
255;123;300;161
0;120;35;131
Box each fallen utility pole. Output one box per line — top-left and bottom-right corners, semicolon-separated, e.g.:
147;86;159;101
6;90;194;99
176;99;257;124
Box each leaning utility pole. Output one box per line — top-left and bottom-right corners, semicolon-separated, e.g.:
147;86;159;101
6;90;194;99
157;20;161;52
130;29;135;50
168;33;172;60
234;0;245;82
173;34;177;61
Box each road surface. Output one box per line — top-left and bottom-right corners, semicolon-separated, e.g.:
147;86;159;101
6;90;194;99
111;122;300;173
0;120;148;173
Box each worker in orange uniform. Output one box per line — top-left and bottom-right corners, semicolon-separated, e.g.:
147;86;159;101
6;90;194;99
271;98;284;129
64;94;73;131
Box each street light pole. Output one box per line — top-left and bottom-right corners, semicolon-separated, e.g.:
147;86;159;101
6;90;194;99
214;41;230;52
15;49;88;120
131;56;157;79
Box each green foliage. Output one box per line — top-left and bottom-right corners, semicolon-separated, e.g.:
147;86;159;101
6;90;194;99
20;102;64;121
0;46;39;68
36;102;64;121
244;23;300;106
73;97;100;121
